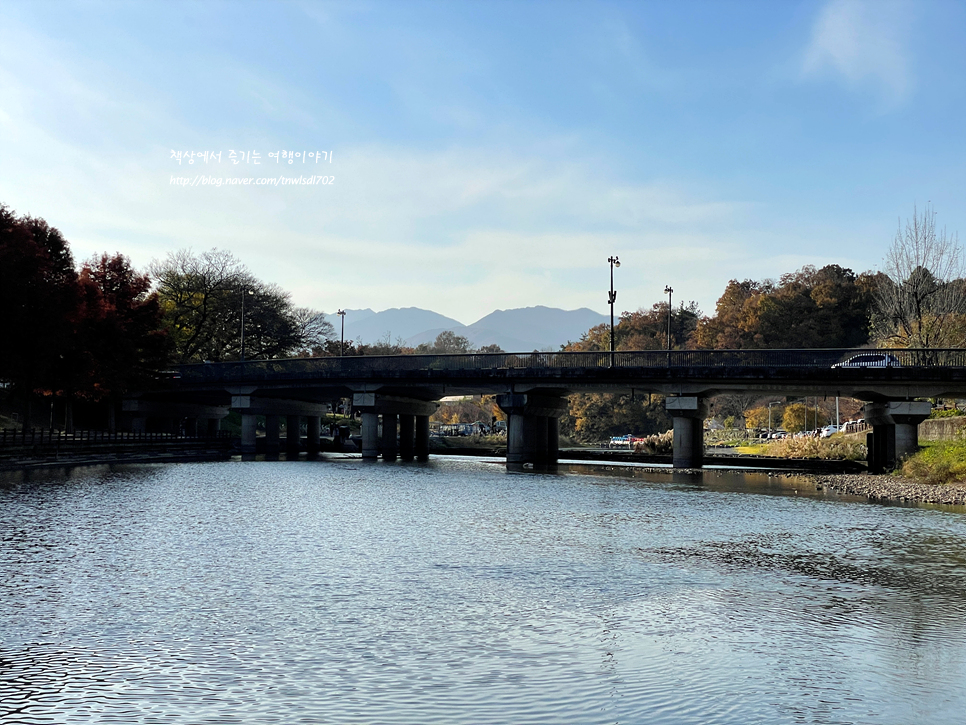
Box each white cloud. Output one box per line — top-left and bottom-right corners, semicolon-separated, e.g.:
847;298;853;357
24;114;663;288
802;0;913;106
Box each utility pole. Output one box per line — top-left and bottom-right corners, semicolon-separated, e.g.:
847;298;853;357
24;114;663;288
664;286;673;350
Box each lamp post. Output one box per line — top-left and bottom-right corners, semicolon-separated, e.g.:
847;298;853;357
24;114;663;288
240;288;254;361
608;256;620;364
664;285;673;350
337;309;346;356
768;400;781;439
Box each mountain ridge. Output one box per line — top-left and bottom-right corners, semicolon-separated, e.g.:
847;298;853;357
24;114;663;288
338;305;607;351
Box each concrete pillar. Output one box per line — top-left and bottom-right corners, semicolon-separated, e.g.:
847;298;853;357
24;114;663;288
241;413;258;457
286;415;301;458
547;416;560;464
362;412;379;459
415;415;430;462
496;393;568;468
399;414;415;461
382;413;398;461
265;414;281;457
864;401;931;473
306;416;321;458
666;396;710;468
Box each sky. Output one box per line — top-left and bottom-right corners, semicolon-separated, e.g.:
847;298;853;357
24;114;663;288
1;0;965;325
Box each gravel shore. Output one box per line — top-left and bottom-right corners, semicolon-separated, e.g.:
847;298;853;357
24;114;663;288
814;473;966;506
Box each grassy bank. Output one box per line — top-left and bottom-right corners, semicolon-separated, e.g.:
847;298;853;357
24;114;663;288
901;440;966;485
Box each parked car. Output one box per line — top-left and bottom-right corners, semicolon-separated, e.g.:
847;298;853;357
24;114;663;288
832;353;900;368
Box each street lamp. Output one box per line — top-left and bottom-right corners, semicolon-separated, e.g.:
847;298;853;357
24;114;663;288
240;288;254;361
768;400;781;439
664;285;673;350
608;256;620;363
337;309;346;356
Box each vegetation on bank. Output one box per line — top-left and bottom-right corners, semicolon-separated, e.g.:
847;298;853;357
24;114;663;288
901;440;966;485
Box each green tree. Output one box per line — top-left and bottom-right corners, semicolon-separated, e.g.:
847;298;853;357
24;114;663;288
151;248;331;362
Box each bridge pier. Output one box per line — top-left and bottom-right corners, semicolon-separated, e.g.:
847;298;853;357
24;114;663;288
863;401;931;473
416;415;430;462
361;412;380;459
265;414;281;458
399;414;415;461
241;413;258;458
666;396;710;468
306;416;321;458
285;415;301;458
382;413;398;462
496;393;568;468
354;394;438;461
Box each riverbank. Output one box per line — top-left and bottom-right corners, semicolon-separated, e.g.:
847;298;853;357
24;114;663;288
813;472;966;506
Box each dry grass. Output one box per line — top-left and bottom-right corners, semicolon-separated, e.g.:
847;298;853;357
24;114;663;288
761;436;867;461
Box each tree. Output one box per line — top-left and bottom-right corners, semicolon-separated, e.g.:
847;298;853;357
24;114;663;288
416;330;473;354
875;204;966;348
151;248;331;362
692;265;877;350
782;403;827;433
0;205;80;425
561;392;671;443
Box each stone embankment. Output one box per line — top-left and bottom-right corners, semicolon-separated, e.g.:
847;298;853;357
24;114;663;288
815;473;966;506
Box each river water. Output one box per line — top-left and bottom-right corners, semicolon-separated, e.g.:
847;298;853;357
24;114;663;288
2;456;966;724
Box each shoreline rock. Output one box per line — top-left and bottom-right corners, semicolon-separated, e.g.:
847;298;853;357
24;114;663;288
814;473;966;506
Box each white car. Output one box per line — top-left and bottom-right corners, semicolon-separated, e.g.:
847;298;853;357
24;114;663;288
832;353;901;368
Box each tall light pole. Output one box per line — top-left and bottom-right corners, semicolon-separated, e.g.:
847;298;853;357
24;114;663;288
608;256;620;364
337;309;346;356
768;400;781;439
664;285;673;350
240;288;254;361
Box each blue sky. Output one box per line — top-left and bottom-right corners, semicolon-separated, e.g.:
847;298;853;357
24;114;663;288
2;0;965;324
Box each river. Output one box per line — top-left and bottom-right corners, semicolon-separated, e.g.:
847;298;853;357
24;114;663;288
2;456;966;724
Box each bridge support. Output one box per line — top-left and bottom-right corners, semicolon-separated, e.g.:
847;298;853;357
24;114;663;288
306;416;321;458
265;414;280;458
416;415;430;462
863;401;931;473
382;413;398;462
666;396;710;468
353;394;438;461
284;415;300;458
496;393;568;469
399;414;415;461
241;413;257;458
361;412;379;459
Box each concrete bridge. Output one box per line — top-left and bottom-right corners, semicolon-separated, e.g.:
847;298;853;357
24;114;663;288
124;348;966;472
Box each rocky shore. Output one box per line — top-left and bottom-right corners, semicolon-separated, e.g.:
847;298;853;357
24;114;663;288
814;473;966;506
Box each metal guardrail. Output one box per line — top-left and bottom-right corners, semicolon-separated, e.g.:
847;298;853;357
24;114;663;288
0;428;231;448
175;348;966;383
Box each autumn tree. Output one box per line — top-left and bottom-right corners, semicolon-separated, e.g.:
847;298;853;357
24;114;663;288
692;265;877;349
0;206;80;425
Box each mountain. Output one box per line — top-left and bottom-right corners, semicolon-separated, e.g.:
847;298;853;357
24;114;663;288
342;307;465;344
466;306;607;350
338;305;607;351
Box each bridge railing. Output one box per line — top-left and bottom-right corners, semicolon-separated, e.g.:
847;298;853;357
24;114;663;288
175;348;966;383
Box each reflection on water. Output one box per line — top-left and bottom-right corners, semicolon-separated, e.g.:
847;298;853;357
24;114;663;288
2;457;966;724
